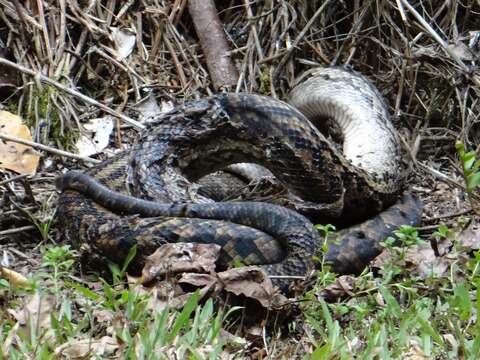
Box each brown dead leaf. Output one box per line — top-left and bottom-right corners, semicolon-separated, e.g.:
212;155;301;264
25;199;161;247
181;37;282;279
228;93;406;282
0;111;39;175
54;336;119;358
458;223;480;251
139;243;289;308
141;243;220;283
373;243;451;279
317;275;356;302
405;243;451;279
130;272;215;310
3;292;56;355
14;292;55;333
370;248;393;269
0;266;29;287
178;272;217;288
218;266;288;308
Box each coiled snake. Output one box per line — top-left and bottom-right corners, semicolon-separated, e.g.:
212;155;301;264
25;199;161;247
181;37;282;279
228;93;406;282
56;68;422;291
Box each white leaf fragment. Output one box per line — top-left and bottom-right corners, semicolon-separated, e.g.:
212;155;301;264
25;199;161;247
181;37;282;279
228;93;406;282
111;27;136;61
75;116;114;157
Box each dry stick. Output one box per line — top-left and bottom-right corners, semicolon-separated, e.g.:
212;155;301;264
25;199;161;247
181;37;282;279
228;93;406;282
273;0;332;80
0;133;100;164
243;0;264;61
36;0;54;67
0;57;145;130
188;0;239;90
331;1;371;66
399;0;480;87
0;225;36;236
0;174;29;186
168;23;209;94
163;32;188;90
416;161;480;202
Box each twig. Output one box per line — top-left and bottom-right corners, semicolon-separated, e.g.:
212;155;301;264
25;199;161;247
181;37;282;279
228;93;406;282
0;174;29;186
243;0;264;60
0;133;100;164
163;33;188;90
0;225;36;236
0;57;145;130
416;161;480;202
273;0;332;79
399;0;480;87
36;0;53;67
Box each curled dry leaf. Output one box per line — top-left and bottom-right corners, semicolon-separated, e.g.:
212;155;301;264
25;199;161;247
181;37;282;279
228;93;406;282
370;248;393;269
0;266;29;287
402;345;432;360
178;272;217;288
129;272;190;311
0;110;39;175
139;243;288;308
317;275;356;302
217;267;288;308
140;242;220;284
91;308;115;325
54;336;119;359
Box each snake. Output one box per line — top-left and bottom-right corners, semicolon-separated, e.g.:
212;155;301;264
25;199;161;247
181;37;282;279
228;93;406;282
56;67;422;291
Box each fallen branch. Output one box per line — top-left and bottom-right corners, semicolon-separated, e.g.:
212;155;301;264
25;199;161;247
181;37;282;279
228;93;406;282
188;0;238;90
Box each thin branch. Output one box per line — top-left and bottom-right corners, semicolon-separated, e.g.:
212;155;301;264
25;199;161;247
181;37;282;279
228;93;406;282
273;0;332;79
400;0;480;87
0;57;145;130
0;133;100;164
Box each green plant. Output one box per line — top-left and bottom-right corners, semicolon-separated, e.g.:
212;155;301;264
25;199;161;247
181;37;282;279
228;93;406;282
456;141;480;193
312;224;338;288
41;245;76;294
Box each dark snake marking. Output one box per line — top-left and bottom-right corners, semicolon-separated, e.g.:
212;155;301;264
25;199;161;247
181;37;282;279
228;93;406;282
56;68;422;291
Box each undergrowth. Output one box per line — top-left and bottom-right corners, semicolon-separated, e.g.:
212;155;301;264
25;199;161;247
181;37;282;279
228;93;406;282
2;224;480;358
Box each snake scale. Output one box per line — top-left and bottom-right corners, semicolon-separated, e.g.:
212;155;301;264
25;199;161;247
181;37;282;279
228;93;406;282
56;68;422;291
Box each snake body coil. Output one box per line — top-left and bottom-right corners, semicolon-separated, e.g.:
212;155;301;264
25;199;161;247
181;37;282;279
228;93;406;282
56;68;422;291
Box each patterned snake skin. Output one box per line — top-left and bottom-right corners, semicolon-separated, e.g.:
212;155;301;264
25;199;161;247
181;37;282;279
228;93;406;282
56;68;422;291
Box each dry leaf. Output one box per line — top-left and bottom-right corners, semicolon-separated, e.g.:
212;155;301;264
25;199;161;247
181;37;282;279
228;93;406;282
141;243;220;283
218;267;288;308
0;110;39;175
373;243;452;280
75;116;114;156
0;266;29;287
92;308;115;324
139;243;288;308
178;272;218;289
134;94;174;122
317;275;356;301
54;336;119;358
370;248;393;269
405;243;451;279
458;223;480;251
111;27;136;60
402;345;433;360
3;292;56;355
